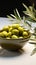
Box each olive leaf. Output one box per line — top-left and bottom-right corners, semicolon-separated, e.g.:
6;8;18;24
7;9;21;21
25;21;31;27
29;27;36;56
25;17;36;22
29;40;36;44
22;3;36;22
31;48;36;56
10;14;16;19
7;9;22;24
7;15;14;20
14;9;21;20
23;16;32;30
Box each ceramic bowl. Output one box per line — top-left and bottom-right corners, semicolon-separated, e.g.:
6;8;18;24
0;18;31;50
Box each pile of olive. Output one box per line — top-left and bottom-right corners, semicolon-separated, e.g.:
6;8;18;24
0;24;30;39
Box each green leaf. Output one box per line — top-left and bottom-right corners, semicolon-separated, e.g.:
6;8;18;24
10;14;16;19
25;21;31;27
22;3;36;22
14;10;19;19
31;48;36;56
22;3;30;13
29;41;36;44
7;9;22;24
23;11;29;15
16;9;21;20
26;17;36;22
13;9;21;20
7;15;13;19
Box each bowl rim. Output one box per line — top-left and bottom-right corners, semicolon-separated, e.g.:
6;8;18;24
0;36;30;41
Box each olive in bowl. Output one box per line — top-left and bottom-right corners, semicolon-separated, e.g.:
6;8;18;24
0;24;31;50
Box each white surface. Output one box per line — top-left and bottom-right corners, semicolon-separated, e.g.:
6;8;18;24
0;18;36;65
0;43;36;65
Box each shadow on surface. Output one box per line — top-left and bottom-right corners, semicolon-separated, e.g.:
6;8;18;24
0;47;25;58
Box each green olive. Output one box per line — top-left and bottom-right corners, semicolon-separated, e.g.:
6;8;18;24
23;31;28;36
12;29;19;35
7;32;12;37
18;26;24;36
6;37;10;39
18;27;24;32
2;31;8;37
23;36;28;39
19;36;23;39
23;31;29;38
12;24;20;29
9;27;13;32
0;32;4;37
11;35;18;39
3;26;9;31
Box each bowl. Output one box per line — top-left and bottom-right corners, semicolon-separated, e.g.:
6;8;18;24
0;18;31;50
0;38;30;50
